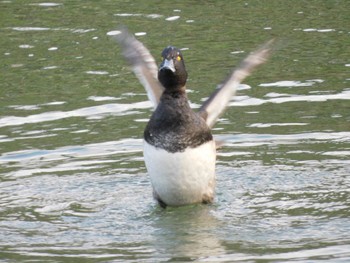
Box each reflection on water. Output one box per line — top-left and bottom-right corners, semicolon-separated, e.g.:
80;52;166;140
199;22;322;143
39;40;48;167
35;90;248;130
152;206;225;261
1;0;350;261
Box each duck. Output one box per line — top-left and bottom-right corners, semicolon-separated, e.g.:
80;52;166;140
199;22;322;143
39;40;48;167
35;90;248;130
114;28;272;208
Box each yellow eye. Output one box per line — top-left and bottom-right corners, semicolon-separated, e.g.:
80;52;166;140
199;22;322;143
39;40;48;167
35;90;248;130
176;55;181;61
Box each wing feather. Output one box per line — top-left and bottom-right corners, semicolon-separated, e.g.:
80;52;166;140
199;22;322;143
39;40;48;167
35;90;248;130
199;40;274;128
113;28;164;109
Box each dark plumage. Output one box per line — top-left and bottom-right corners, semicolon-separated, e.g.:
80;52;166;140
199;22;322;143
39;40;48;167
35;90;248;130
144;46;212;153
158;46;187;90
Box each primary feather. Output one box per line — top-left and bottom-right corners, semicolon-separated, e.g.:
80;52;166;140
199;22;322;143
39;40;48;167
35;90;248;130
113;28;164;108
199;39;274;128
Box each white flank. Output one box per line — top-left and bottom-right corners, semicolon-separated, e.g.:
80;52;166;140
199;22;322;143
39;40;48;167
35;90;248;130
143;140;216;206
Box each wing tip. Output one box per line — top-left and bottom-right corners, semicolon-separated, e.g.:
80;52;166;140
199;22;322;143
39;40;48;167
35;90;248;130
199;38;275;128
248;38;275;65
108;26;131;45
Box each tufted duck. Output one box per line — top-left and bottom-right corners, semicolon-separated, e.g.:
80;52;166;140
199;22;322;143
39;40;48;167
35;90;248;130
115;28;272;207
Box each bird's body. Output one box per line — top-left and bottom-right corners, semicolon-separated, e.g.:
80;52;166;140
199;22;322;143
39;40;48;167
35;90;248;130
144;88;216;207
115;29;272;207
144;140;216;207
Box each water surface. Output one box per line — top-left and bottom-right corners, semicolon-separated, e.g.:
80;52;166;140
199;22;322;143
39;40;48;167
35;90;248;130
1;0;350;262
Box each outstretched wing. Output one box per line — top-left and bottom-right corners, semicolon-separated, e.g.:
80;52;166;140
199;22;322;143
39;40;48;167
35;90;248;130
199;40;274;128
112;28;164;109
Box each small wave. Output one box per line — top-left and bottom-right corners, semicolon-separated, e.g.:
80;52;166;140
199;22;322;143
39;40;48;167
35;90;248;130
230;89;350;106
0;101;152;128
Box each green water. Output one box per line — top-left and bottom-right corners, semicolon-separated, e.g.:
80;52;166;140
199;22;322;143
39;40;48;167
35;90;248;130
1;0;350;262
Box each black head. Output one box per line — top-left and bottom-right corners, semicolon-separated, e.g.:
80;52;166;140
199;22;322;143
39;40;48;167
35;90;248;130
158;46;188;90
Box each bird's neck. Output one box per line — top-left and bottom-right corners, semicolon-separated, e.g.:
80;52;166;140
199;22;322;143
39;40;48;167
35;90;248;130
162;86;187;99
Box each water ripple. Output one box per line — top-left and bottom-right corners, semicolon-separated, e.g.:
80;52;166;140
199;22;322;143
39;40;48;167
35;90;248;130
217;131;350;147
0;138;142;174
0;102;152;128
230;89;350;106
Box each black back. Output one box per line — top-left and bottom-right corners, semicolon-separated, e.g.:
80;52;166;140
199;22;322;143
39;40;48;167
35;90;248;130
144;90;212;153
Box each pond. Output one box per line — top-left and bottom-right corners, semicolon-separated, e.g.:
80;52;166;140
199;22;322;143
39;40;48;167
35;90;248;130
0;0;350;262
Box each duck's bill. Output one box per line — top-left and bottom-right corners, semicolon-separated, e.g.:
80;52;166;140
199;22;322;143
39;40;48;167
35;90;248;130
159;59;176;73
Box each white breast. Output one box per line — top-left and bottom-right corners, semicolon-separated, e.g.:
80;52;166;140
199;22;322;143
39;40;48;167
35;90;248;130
143;140;216;206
